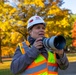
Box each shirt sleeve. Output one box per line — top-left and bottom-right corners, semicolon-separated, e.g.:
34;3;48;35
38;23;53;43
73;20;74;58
56;53;69;70
10;46;40;74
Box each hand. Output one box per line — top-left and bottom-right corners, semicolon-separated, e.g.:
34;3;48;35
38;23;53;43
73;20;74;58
33;37;43;49
53;49;64;58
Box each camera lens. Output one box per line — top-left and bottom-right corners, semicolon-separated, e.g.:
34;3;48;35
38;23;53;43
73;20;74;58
43;35;66;50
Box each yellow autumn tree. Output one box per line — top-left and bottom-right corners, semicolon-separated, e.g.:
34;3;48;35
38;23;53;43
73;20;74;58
18;0;71;37
0;0;73;59
0;0;72;45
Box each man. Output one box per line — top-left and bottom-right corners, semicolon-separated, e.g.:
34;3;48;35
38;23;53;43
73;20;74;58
10;15;69;75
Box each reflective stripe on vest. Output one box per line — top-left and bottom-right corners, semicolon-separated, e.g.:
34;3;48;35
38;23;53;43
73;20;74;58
19;41;58;75
18;40;30;54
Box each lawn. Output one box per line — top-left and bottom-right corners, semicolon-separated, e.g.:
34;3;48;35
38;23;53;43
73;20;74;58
0;61;13;75
0;54;76;75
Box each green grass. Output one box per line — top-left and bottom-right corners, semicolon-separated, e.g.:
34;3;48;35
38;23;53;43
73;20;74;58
0;69;13;75
0;61;14;75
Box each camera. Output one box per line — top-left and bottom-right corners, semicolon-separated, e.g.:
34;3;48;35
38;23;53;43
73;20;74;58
42;35;66;50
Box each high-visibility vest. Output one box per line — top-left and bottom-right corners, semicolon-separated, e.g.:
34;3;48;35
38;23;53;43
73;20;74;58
18;41;58;75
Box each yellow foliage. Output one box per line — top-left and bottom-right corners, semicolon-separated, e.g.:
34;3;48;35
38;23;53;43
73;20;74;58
17;21;24;26
0;13;3;17
34;0;44;7
2;47;15;57
9;8;17;15
60;18;69;28
11;32;23;44
0;21;11;31
0;0;71;46
47;5;61;15
56;32;61;36
56;21;60;25
64;31;69;36
24;0;44;7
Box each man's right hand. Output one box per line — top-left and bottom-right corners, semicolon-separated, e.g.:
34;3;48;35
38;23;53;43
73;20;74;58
33;37;43;49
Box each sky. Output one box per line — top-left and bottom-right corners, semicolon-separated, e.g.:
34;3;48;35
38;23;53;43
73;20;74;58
61;0;76;14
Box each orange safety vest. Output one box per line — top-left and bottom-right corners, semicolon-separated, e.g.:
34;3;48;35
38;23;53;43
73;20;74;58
18;41;58;75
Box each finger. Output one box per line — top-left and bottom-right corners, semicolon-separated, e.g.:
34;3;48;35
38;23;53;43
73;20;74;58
36;37;43;42
37;45;43;49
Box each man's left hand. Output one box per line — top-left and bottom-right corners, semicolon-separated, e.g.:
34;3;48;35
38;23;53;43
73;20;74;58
54;49;64;58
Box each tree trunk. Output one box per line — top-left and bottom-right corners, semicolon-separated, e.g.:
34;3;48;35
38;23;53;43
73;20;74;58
0;37;2;63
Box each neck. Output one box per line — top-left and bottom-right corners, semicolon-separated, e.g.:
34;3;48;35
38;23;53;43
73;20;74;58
27;36;36;45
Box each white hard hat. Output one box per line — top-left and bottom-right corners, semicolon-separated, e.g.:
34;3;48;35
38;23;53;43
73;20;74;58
27;15;45;30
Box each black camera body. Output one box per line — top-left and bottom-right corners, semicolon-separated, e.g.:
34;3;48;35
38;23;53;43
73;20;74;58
42;35;66;50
